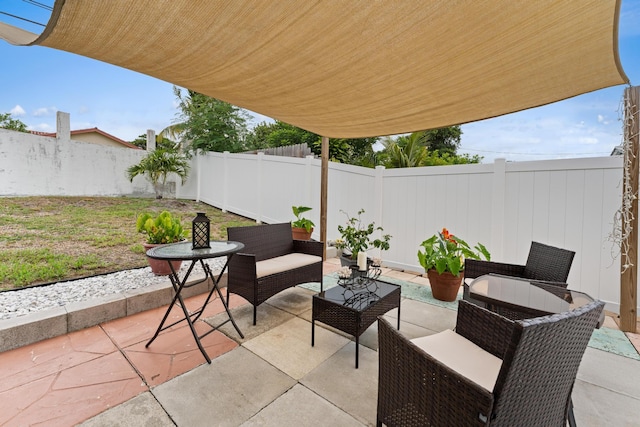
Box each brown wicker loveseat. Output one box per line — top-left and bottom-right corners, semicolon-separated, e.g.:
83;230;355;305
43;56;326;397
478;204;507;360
226;222;323;325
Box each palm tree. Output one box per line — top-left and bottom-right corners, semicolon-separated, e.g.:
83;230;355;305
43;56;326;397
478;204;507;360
382;131;428;168
127;148;190;198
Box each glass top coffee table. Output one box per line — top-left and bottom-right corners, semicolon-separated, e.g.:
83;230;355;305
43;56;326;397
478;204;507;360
312;277;401;368
145;240;245;363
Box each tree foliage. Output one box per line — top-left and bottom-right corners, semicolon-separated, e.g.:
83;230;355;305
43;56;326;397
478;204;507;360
245;121;319;150
244;120;378;165
130;134;178;150
0;113;28;133
173;87;249;154
378;126;482;168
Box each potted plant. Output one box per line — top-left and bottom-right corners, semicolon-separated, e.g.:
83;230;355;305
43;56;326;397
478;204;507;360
417;228;490;301
291;205;315;240
136;211;187;275
335;209;391;267
127;148;190;199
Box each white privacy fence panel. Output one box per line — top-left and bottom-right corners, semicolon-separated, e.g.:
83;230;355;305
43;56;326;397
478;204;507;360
189;153;626;312
501;158;622;309
380;163;496;275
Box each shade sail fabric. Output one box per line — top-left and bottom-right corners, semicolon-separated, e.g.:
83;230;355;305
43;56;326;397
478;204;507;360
0;0;629;138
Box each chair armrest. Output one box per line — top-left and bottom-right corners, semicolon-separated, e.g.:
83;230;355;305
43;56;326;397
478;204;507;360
455;300;515;359
464;259;525;279
292;239;324;257
228;253;257;282
377;317;494;425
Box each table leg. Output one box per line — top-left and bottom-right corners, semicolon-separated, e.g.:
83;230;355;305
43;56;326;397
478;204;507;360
145;255;246;363
197;258;244;340
145;260;213;363
355;335;359;369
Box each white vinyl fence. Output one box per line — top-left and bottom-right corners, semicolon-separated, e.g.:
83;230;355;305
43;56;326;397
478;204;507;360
179;152;627;313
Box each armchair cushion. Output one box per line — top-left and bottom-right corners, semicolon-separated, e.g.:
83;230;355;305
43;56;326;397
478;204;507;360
256;253;322;278
411;329;502;392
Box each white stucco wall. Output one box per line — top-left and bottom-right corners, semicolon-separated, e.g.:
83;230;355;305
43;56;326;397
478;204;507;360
0;127;155;197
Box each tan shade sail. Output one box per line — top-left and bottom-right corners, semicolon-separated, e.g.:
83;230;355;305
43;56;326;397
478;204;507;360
0;0;629;138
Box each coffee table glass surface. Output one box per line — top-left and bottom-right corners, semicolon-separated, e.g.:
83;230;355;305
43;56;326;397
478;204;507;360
312;278;401;368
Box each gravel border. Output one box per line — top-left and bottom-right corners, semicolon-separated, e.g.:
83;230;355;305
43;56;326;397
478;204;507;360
0;257;227;321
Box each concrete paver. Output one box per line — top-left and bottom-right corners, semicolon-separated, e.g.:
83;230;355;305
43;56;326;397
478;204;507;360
153;346;297;427
241;384;364;427
78;392;175;427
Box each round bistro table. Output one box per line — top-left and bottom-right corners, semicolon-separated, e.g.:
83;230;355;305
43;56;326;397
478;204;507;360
145;240;244;363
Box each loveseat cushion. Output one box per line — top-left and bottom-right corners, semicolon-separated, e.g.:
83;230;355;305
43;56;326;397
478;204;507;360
410;329;502;391
255;253;322;278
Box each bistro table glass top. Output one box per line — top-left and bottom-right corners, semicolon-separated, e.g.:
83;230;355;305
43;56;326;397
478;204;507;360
469;274;595;315
146;240;244;260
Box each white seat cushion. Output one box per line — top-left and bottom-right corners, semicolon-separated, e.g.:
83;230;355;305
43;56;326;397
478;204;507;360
255;253;322;278
410;329;502;391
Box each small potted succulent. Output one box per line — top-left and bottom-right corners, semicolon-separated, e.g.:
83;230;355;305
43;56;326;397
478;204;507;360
335;209;391;267
291;205;315;240
136;211;187;275
417;228;490;301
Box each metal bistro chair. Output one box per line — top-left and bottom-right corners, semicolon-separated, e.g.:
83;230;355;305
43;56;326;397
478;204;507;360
463;241;575;314
376;299;605;427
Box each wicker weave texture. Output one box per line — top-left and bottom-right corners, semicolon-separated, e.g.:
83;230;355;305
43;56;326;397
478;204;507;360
377;299;604;427
313;285;400;337
227;223;323;324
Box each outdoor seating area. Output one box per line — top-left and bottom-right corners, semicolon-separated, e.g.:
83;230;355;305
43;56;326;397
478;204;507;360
0;257;639;426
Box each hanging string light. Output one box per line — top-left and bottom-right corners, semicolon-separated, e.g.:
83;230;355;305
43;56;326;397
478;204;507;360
610;87;639;273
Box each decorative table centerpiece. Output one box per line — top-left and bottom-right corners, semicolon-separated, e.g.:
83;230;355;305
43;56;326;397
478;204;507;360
335;209;391;268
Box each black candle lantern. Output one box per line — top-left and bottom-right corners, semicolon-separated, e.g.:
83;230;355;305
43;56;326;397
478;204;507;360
192;212;211;249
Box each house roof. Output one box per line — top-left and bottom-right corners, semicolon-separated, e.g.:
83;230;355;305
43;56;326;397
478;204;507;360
31;127;141;149
0;0;629;138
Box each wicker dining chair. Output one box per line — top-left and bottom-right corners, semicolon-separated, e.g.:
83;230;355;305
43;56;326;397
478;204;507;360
463;241;575;314
376;299;604;427
465;241;575;283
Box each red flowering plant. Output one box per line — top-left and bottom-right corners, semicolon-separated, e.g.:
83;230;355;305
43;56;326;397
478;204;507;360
417;228;490;276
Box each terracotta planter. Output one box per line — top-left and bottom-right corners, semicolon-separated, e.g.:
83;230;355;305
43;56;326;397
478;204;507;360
292;226;313;240
142;242;182;276
427;269;463;301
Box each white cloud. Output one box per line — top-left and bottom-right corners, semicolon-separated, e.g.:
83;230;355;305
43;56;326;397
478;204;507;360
597;114;611;125
33;107;57;117
31;123;54;132
10;105;26;116
77;106;90;114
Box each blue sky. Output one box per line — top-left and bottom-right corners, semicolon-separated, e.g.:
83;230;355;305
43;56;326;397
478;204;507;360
1;1;638;162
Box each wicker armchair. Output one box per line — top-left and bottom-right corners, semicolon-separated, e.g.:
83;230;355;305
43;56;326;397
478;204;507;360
226;223;323;325
377;299;604;427
463;241;575;313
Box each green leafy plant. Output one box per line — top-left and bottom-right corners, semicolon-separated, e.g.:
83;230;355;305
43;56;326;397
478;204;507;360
291;205;315;232
417;228;490;276
127;148;190;199
136;211;186;244
335;209;391;259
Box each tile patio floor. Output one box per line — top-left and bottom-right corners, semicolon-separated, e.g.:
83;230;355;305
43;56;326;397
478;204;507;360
1;258;639;426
